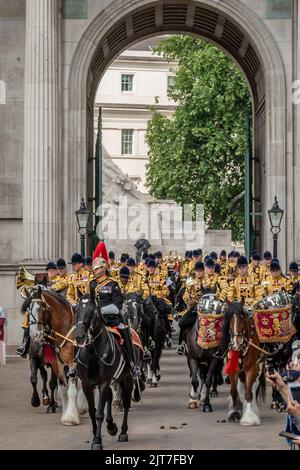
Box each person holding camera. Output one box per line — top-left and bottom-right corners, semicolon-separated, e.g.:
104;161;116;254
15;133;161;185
266;346;300;448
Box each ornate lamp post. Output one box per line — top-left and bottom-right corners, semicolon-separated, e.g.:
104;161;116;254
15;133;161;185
268;196;284;259
75;198;91;257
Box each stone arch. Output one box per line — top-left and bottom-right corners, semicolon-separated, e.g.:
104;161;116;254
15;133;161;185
65;0;286;257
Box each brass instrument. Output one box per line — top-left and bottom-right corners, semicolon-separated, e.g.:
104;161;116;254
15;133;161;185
16;266;35;299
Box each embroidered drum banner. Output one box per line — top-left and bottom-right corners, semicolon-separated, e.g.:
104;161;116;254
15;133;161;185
197;313;224;349
252;305;295;343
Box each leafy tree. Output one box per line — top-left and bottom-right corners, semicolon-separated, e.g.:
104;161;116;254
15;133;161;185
145;35;251;241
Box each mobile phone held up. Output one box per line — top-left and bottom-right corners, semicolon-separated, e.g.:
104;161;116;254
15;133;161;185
279;431;300;440
266;357;275;375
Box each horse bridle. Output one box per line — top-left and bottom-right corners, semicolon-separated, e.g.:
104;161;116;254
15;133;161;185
229;313;248;352
76;299;116;367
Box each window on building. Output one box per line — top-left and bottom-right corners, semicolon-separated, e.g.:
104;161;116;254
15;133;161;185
121;129;134;155
167;75;176;91
121;74;134;92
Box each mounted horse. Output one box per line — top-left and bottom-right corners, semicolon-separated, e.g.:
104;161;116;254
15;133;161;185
185;294;226;411
27;286;82;425
224;301;266;426
20;296;57;412
145;296;167;387
75;294;143;450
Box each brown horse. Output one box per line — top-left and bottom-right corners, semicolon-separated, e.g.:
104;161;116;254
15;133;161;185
225;302;265;426
32;286;82;425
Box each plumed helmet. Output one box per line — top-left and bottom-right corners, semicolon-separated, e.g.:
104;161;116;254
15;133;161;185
92;257;107;270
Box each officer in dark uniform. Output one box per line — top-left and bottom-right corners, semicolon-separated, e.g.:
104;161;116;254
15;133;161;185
90;257;140;378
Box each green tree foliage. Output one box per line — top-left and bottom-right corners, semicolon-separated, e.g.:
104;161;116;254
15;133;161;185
145;35;251;241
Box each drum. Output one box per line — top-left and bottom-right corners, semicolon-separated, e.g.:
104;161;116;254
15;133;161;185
252;292;295;343
197;294;226;315
253;291;293;311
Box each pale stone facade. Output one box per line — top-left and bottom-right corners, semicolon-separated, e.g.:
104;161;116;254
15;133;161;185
0;0;299;343
96;37;176;192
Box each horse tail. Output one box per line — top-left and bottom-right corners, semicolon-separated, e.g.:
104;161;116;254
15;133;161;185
86;345;98;383
256;367;266;402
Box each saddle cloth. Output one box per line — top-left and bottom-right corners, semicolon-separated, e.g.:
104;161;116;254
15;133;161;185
106;326;144;352
197;312;224;349
252;305;295;343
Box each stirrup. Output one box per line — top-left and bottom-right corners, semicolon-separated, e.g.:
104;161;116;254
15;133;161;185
213;349;225;359
16;345;27;358
130;363;141;379
143;348;152;361
176;343;186;355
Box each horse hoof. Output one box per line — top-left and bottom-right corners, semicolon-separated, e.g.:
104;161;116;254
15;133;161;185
228;411;241;422
91;442;103;451
42;397;50;406
118;433;129;442
271;401;280;410
107;423;118;436
188;401;197;409
31;395;41;408
61;414;80;426
203;404;213;413
46;405;56;414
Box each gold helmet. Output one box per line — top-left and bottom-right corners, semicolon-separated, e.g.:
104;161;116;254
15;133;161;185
92;257;107;270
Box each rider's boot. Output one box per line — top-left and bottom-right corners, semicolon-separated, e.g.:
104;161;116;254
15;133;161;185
176;327;186;355
122;327;141;378
143;347;152;361
16;328;30;358
148;336;155;351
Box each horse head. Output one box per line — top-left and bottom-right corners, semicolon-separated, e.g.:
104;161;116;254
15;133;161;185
124;293;142;330
75;295;97;347
225;301;249;352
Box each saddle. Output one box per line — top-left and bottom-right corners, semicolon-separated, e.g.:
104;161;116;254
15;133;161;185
106;326;144;352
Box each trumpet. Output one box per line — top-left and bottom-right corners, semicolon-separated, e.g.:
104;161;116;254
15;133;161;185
16;266;36;299
16;266;35;289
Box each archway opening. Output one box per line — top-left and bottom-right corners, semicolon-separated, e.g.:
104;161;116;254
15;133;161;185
66;0;286;260
92;33;254;256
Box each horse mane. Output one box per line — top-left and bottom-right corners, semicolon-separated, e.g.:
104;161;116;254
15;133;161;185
222;301;245;333
43;289;70;308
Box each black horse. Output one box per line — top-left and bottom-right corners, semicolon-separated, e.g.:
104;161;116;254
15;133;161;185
144;296;167;387
185;323;223;412
75;295;137;450
21;295;57;413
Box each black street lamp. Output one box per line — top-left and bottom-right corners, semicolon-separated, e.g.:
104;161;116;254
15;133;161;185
75;198;91;257
268;196;284;259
